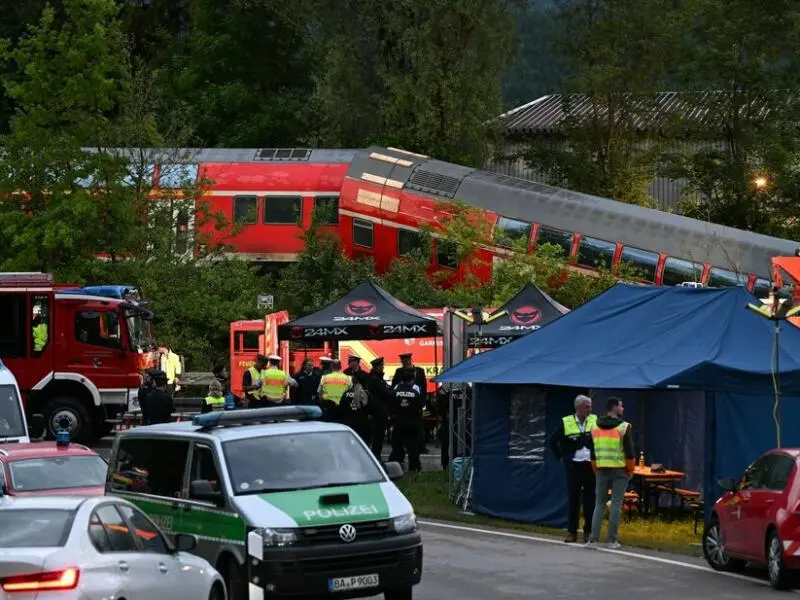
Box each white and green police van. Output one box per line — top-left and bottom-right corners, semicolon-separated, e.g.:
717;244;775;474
105;406;423;600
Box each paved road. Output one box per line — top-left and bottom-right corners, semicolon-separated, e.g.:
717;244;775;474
401;521;787;599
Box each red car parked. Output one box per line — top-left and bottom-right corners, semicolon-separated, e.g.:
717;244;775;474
0;441;107;497
704;448;800;589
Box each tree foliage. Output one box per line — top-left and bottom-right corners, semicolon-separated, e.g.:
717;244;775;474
660;0;800;238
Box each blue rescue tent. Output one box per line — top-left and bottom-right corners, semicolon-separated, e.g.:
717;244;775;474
435;284;800;527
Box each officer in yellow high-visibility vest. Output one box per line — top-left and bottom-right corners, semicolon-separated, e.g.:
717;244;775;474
547;394;597;543
587;397;635;549
242;354;267;408
202;380;226;413
260;355;296;407
317;359;351;420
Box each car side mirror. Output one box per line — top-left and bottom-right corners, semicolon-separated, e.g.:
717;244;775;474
384;461;404;481
189;479;224;505
173;533;198;552
718;477;738;492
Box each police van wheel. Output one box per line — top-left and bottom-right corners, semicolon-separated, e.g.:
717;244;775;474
224;559;246;600
384;586;413;600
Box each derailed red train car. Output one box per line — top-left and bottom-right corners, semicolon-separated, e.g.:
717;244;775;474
117;146;798;296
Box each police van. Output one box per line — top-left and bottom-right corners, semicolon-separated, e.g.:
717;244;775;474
105;406;423;600
0;359;33;444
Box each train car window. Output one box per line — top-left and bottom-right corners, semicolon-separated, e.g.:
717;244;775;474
157;164;199;188
662;257;703;286
398;229;421;255
353;218;374;248
494;217;532;249
708;267;748;288
436;240;459;269
535;226;573;258
263;196;302;224
576;237;616;269
314;195;339;225
233;195;258;224
620;247;659;282
753;278;771;298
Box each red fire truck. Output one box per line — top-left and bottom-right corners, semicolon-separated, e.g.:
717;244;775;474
0;272;158;444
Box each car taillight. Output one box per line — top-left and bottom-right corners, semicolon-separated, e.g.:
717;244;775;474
1;567;79;592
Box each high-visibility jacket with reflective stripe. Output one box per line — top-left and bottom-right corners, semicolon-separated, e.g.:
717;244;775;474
261;367;288;400
320;372;351;403
33;323;48;352
247;367;262;399
563;414;597;436
204;395;225;411
591;422;629;468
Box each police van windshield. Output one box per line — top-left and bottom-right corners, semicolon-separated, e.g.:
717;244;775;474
0;384;26;441
224;431;385;495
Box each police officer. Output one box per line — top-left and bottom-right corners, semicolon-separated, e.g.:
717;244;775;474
318;359;351;420
292;358;321;406
587;397;635;549
339;355;372;445
392;353;429;453
547;394;598;543
389;368;423;472
242;354;267;408
368;357;391;461
260;355;296;406
319;355;333;375
146;370;174;424
137;368;159;425
202;379;226;413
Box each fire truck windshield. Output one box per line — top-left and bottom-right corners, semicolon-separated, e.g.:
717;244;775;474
0;384;25;441
125;311;155;352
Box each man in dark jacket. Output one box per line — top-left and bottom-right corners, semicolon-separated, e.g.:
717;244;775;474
291;358;321;406
389;368;423;472
392;353;429;452
587;397;636;550
547;394;597;543
146;370;174;424
367;357;391;461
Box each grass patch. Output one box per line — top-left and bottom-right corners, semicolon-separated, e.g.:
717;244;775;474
397;470;702;557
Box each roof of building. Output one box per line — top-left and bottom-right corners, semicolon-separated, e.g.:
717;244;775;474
495;92;773;135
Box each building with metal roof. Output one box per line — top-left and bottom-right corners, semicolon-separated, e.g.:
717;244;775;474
484;92;770;210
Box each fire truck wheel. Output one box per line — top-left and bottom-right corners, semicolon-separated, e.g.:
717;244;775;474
44;397;92;445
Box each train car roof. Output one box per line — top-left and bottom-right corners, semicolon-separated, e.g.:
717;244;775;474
349;146;798;276
81;147;359;164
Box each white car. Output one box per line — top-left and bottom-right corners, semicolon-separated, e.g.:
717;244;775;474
0;495;226;600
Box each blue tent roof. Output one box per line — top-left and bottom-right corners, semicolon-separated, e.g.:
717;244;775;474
435;283;800;394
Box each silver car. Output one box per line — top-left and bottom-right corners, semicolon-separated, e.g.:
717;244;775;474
0;495;226;600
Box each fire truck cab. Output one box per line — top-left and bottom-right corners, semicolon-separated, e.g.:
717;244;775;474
0;273;157;444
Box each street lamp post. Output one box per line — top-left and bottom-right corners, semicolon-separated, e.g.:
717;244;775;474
746;288;800;448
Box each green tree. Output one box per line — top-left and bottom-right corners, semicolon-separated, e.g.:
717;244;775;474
525;0;679;206
660;0;800;238
310;0;519;165
0;0;139;273
163;0;313;147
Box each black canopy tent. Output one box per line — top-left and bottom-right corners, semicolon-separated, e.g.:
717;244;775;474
466;283;569;348
278;279;440;342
